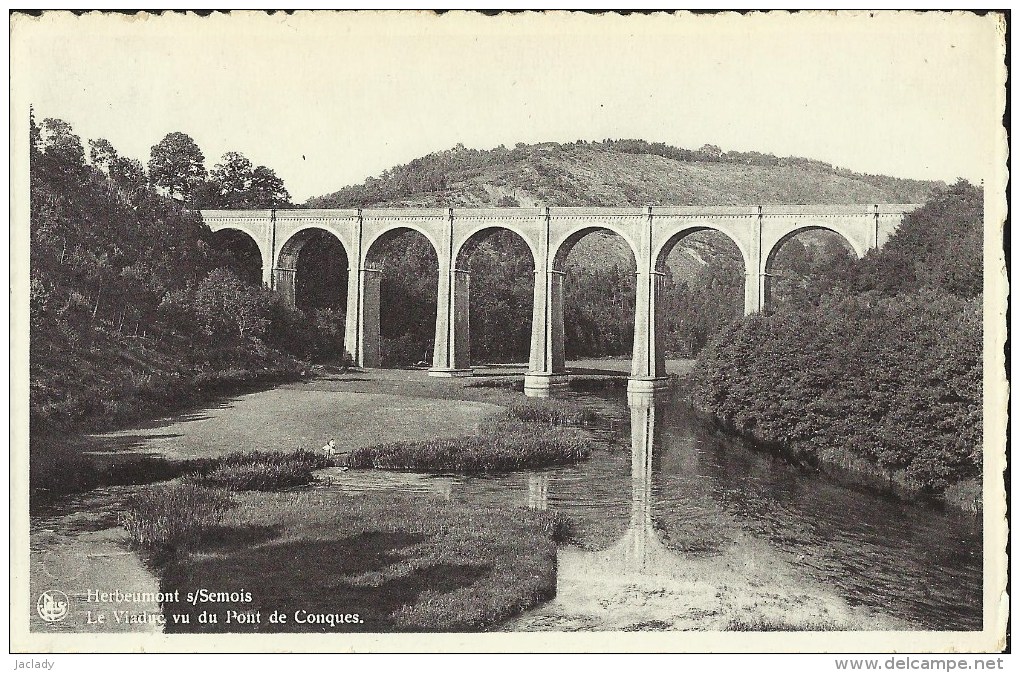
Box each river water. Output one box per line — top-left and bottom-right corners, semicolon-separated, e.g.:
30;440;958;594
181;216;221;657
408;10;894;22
31;381;983;632
321;387;983;631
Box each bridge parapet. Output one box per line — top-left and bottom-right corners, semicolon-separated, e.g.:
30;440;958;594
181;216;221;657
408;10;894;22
362;207;449;220
651;205;757;218
760;203;921;216
452;207;547;220
275;208;360;220
549;206;648;218
201;209;274;221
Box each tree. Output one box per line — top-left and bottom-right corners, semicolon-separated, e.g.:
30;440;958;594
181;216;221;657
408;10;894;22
37;118;87;182
208;151;255;208
249;165;291;207
89;138;119;173
148;132;206;202
698;143;723;159
850;180;983;299
110;156;147;192
192;267;271;342
199;152;291;208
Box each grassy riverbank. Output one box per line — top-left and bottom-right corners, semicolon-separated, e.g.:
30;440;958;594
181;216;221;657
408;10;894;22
89;384;600;632
133;487;567;633
347;398;598;472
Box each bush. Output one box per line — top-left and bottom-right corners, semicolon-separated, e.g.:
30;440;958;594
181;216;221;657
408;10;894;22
346;421;591;472
501;397;598;427
120;482;234;551
346;400;599;473
692;291;982;494
186;449;334;490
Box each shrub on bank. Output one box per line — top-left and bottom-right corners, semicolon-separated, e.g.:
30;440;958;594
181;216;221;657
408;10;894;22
347;396;598;473
347;421;592;472
692;291;981;495
120;482;234;551
501;397;599;427
186;449;334;491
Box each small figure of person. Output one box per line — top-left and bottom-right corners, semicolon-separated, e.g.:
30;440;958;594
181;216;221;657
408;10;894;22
321;438;337;458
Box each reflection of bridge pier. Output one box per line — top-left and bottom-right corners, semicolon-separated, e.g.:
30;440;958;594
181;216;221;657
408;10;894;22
613;391;672;573
527;473;550;511
202;205;916;390
553;391;675;579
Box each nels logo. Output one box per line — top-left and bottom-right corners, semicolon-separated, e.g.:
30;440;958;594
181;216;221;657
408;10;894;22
37;590;69;623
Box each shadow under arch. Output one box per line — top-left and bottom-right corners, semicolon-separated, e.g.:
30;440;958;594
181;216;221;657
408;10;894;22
653;227;747;358
553;227;638;366
454;226;536;366
764;226;859;311
275;227;351;311
363;227;440;368
210;228;264;287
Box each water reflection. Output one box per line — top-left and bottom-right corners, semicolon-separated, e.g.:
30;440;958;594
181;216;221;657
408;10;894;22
320;387;982;630
527;474;549;510
573;391;677;574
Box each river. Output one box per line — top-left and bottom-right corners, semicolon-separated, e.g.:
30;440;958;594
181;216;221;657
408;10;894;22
29;376;983;632
320;387;983;631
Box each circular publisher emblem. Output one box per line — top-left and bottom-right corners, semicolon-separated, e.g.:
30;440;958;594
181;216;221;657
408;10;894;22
37;590;69;623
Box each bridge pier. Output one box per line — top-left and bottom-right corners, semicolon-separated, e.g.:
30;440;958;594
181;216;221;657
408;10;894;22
355;267;382;368
273;267;297;307
525;268;568;395
430;265;472;377
629;268;668;394
341;266;383;368
743;235;763;316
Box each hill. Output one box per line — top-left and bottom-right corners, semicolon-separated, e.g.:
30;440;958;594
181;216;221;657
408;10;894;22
306;139;941;282
307;140;940;209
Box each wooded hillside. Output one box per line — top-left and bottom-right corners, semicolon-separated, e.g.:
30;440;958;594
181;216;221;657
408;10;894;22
691;181;984;506
305;140;941;364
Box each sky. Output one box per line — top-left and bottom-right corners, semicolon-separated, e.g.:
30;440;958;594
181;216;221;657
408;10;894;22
12;10;1006;203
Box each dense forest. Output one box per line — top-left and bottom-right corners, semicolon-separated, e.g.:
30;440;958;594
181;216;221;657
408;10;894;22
29;116;339;435
691;181;984;506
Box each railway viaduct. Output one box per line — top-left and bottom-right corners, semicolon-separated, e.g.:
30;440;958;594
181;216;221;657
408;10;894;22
200;204;917;393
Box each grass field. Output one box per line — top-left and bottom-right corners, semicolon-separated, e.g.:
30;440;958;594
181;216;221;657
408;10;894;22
154;489;567;633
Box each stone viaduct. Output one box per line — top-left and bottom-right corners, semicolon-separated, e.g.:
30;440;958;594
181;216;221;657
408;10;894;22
200;204;917;393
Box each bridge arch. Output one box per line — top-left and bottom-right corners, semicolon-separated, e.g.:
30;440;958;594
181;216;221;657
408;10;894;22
362;227;440;368
765;224;867;265
763;225;860;311
653;226;748;357
275;226;351;311
552;226;639;366
454;226;536;366
210;227;266;287
453;225;539;271
552;225;640;271
363;224;441;266
653;225;750;273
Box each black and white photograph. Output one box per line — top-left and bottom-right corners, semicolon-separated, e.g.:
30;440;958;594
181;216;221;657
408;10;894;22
9;9;1009;657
